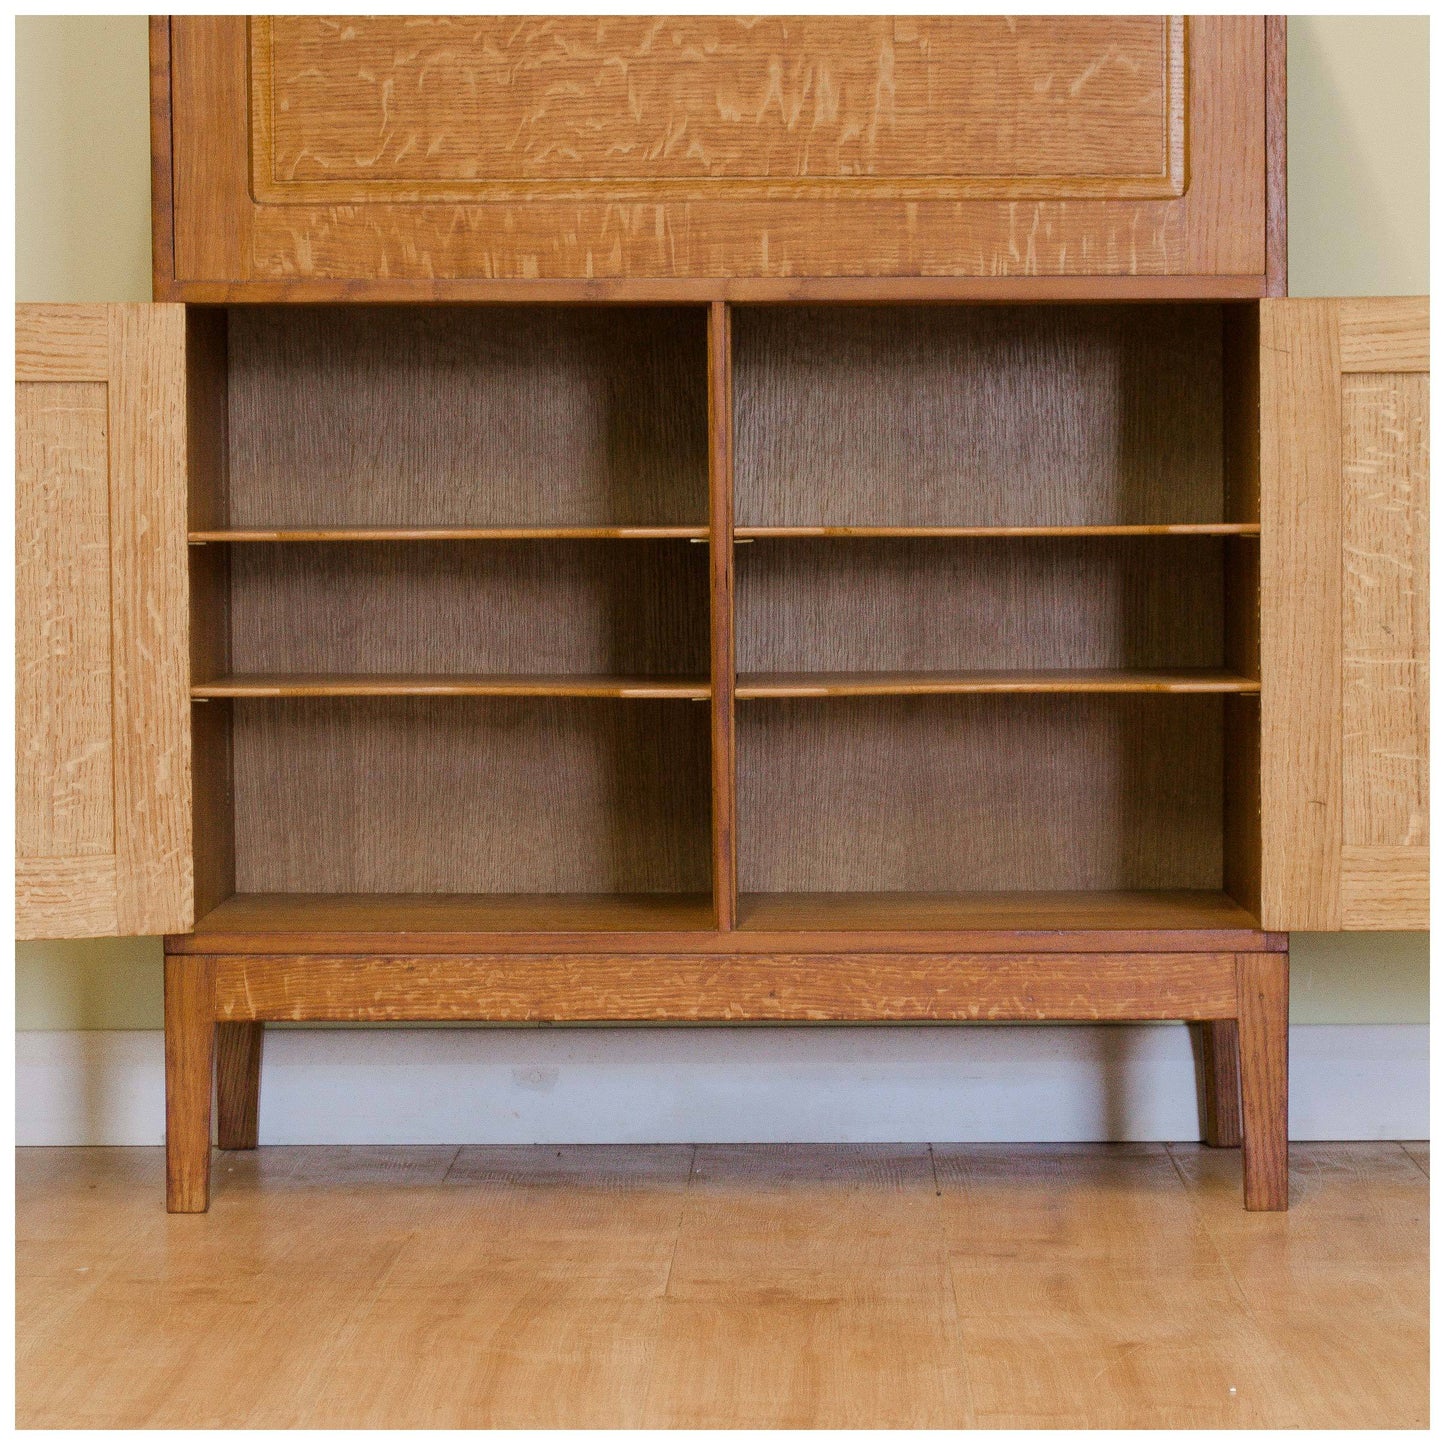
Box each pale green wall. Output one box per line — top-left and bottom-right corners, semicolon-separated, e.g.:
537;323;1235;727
15;16;151;303
1288;16;1429;296
14;16;1430;1029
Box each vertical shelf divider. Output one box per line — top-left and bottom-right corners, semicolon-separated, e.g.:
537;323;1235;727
708;300;738;929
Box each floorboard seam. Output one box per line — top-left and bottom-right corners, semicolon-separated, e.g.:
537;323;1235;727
1398;1140;1430;1178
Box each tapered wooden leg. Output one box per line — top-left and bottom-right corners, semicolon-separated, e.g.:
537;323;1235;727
216;1022;265;1150
164;954;216;1213
1237;951;1289;1211
1198;1020;1243;1148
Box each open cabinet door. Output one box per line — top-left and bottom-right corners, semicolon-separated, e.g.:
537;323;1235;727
1260;297;1428;930
16;304;193;938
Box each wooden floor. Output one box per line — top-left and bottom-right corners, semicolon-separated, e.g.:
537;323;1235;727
17;1142;1428;1429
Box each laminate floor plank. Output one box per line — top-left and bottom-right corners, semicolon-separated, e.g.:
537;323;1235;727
16;1142;1428;1429
1163;1141;1429;1429
641;1295;976;1429
933;1142;1294;1428
297;1144;694;1429
666;1144;955;1307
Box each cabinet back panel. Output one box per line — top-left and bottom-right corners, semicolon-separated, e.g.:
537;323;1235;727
231;698;712;894
229;542;708;677
734;305;1223;527
226;307;708;527
738;696;1223;892
737;538;1224;671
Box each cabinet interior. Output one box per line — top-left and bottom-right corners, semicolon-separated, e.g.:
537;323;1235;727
185;301;1263;934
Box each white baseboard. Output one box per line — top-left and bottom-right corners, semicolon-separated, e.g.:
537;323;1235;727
15;1022;1428;1147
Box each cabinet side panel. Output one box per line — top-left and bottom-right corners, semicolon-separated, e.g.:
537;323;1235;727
1222;304;1262;915
1259;300;1342;929
108;305;194;934
186;311;235;921
149;17;177;297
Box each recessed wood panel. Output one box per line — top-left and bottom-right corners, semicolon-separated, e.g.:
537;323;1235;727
225;306;708;528
737;538;1225;672
738;695;1223;893
734;305;1224;527
231;697;712;895
226;541;709;679
16;382;116;861
251;16;1184;203
1341;373;1429;851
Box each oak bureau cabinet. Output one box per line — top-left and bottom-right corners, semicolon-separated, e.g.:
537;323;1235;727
13;17;1427;1213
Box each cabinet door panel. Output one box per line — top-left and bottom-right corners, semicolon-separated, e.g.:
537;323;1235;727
1260;297;1428;929
15;304;192;939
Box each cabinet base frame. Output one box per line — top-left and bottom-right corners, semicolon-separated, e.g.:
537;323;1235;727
163;939;1287;1214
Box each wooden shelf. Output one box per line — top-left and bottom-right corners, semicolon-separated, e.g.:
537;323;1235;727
189;525;709;543
193;674;711;700
735;669;1261;698
177;890;1262;947
190;524;1262;543
737;890;1262;932
190;892;717;937
734;524;1261;539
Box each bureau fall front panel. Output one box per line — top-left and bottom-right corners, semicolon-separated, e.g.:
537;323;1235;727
157;15;1270;294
